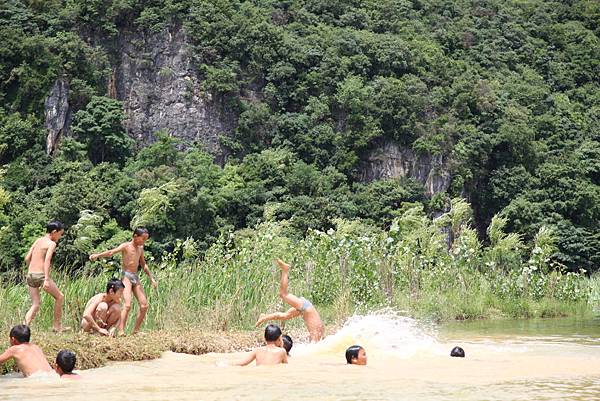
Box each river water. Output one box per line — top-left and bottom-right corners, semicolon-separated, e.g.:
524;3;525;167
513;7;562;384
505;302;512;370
1;312;599;400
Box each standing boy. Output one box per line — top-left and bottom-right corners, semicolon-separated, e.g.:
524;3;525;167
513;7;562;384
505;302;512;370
0;325;53;377
255;259;324;342
89;228;157;335
80;279;125;336
24;221;65;332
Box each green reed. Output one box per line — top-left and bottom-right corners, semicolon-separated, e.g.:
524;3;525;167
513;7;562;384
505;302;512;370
1;200;596;336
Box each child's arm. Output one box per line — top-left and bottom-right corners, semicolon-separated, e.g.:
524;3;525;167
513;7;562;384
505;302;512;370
140;252;157;289
42;241;57;287
82;295;109;335
255;308;301;327
231;350;257;366
0;347;15;364
281;349;288;364
24;243;34;266
89;243;126;261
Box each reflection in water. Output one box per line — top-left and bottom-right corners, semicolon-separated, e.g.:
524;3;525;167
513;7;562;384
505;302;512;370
1;312;599;401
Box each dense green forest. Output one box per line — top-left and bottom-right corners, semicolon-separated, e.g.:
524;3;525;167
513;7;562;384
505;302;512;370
0;0;599;276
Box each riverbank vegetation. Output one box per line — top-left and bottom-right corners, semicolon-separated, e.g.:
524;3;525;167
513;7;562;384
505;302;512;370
2;200;596;336
1;0;599;278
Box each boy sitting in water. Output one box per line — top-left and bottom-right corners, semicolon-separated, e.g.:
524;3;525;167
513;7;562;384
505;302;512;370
89;228;157;336
80;279;125;336
0;325;52;377
255;259;324;342
345;345;367;366
281;334;293;356
55;350;80;379
231;324;288;366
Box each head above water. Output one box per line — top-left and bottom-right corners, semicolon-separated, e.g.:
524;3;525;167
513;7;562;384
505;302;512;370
264;324;282;343
9;325;30;344
46;220;65;240
106;278;125;294
56;349;76;374
345;345;367;366
132;227;149;245
450;346;465;358
282;334;293;355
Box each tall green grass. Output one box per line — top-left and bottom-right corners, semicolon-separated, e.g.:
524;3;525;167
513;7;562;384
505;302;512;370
1;200;596;335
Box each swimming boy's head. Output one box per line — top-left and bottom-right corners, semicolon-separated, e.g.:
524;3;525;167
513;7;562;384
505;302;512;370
9;325;30;345
281;334;293;355
55;349;76;375
345;345;367;365
106;279;125;301
264;324;282;344
132;227;149;245
450;346;465;358
47;220;65;241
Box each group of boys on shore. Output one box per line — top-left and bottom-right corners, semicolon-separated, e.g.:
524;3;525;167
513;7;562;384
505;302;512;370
2;220;368;377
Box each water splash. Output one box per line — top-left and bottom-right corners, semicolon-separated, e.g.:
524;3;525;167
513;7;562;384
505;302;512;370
295;309;439;359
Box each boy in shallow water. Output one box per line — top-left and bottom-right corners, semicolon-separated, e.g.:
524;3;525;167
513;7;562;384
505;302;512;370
345;345;367;366
24;221;66;332
80;279;125;336
230;324;288;366
55;349;80;379
255;259;324;342
89;228;157;335
0;325;52;377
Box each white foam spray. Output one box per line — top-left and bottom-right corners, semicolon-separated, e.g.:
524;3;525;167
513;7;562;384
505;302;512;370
294;309;439;359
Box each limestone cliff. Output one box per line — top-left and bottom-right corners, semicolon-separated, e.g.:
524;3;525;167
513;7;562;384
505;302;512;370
115;27;236;162
45;26;236;162
359;140;451;195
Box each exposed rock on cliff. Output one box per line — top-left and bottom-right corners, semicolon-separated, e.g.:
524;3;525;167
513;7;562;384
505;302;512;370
44;78;71;155
114;27;236;162
359;140;451;196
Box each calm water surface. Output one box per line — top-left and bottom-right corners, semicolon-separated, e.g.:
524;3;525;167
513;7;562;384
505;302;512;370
1;313;599;401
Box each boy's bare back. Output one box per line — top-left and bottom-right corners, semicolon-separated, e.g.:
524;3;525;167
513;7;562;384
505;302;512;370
255;345;288;366
26;237;56;274
7;343;52;377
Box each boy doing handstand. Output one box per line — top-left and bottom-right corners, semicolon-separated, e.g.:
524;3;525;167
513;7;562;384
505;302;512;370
80;279;125;336
255;259;324;342
89;228;157;335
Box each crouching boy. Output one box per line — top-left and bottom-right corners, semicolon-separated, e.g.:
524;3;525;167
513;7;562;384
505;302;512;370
81;279;125;336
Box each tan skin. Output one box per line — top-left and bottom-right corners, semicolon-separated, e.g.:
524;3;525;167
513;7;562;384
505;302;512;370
89;233;157;336
349;348;368;366
80;288;124;336
24;229;65;331
0;338;52;377
231;337;288;366
255;259;324;342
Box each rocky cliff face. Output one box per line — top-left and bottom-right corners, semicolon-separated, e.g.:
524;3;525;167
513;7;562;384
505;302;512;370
359;140;451;196
115;27;236;162
45;26;236;162
44;78;71;155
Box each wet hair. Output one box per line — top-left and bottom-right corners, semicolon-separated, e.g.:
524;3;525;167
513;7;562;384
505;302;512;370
46;221;64;233
10;325;30;343
106;278;125;294
264;324;282;342
56;350;76;373
345;345;364;364
133;227;149;237
282;334;293;355
450;346;465;358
